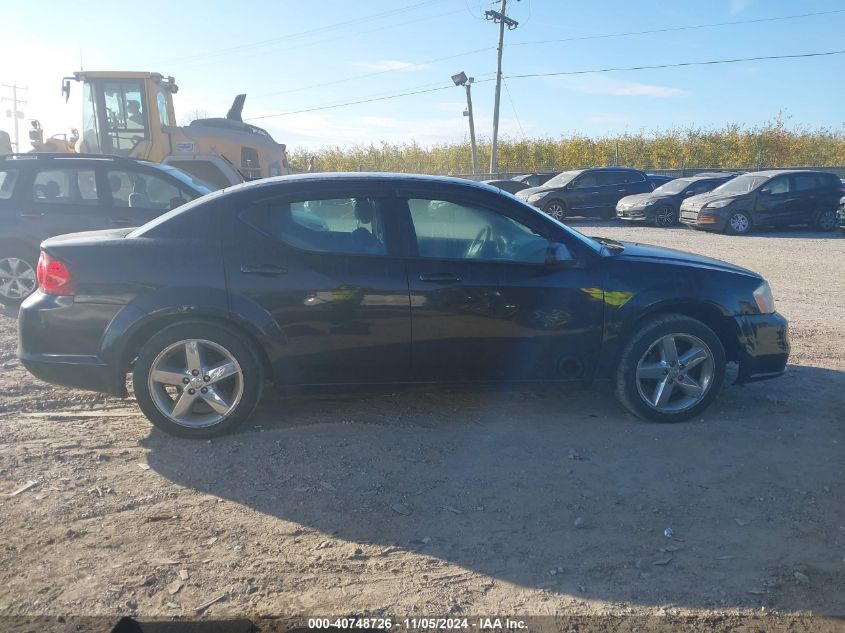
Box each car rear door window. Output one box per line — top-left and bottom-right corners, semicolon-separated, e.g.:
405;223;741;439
106;169;192;210
263;197;388;256
32;168;98;204
791;173;817;192
0;169;18;200
407;198;548;264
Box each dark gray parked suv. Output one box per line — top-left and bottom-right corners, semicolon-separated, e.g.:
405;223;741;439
516;167;652;220
0;153;211;304
680;169;843;235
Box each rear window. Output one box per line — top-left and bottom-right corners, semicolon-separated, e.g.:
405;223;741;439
0;169;18;200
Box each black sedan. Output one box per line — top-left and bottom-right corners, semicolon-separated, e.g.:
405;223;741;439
19;174;789;438
616;173;736;227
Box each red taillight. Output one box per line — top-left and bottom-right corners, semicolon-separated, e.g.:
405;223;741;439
36;252;75;296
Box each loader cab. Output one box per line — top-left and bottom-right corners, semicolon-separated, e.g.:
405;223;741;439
70;72;176;159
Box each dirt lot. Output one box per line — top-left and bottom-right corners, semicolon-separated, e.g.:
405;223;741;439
1;222;844;627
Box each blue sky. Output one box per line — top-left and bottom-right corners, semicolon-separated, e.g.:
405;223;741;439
2;0;844;150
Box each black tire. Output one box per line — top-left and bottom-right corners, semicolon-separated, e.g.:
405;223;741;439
653;205;678;228
543;200;567;221
133;321;263;438
0;245;39;306
815;208;837;232
615;313;726;423
725;210;752;235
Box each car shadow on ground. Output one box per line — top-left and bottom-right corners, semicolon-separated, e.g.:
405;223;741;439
142;364;845;613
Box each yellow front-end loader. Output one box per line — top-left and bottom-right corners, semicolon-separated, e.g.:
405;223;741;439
37;71;290;188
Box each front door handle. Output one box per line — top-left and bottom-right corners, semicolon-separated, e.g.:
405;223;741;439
241;263;287;276
419;272;462;284
18;212;44;219
111;217;133;226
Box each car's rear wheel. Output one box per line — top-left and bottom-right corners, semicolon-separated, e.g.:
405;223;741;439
133;321;263;438
543;200;566;221
0;247;38;306
615;314;726;423
726;211;752;235
815;208;837;232
654;205;678;228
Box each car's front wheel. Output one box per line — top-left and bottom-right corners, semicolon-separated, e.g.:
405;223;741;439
133;321;263;438
726;211;752;235
654;205;678;228
543;200;566;221
0;247;38;306
615;314;726;423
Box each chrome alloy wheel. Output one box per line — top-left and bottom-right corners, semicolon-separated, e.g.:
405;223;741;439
729;213;750;233
546;202;565;220
654;206;677;227
635;333;715;413
148;339;244;428
0;257;37;300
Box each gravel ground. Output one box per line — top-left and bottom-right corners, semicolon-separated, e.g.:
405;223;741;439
0;221;844;628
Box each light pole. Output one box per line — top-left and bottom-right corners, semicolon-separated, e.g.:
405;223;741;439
451;71;478;176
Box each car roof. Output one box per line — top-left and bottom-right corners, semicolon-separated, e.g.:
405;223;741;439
218;171;500;194
0;152;157;167
744;169;827;178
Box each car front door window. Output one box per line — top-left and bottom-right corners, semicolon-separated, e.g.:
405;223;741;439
106;169;191;211
407;198;548;264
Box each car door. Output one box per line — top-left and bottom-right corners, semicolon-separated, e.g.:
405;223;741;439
26;164;108;239
223;181;411;385
787;173;820;225
102;166;197;227
753;175;797;226
567;172;600;214
396;185;604;382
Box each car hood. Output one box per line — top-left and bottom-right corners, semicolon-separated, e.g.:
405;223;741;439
684;191;745;206
516;185;558;199
618;192;670;206
610;240;760;278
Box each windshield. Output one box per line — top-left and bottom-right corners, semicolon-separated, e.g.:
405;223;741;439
712;174;769;195
543;170;582;188
652;178;690;194
155;164;214;194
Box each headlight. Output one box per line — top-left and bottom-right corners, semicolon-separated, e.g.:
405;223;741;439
528;193;546;202
704;199;733;209
753;281;775;314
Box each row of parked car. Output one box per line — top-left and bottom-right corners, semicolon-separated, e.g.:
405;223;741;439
485;167;845;234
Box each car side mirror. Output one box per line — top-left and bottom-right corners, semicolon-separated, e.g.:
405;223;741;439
759;187;771;196
169;196;186;210
684;189;695;197
545;242;575;267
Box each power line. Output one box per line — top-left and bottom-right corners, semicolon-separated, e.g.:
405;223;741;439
248;79;494;121
505;49;845;80
254;47;493;99
510;8;845;48
244;49;845;121
157;0;451;67
246;7;843;104
502;77;525;139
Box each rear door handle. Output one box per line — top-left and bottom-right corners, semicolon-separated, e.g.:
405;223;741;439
18;212;44;218
419;273;462;284
111;217;133;226
240;263;287;276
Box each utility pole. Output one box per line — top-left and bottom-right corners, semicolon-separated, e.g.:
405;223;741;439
1;84;27;152
485;0;518;176
452;71;478;176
